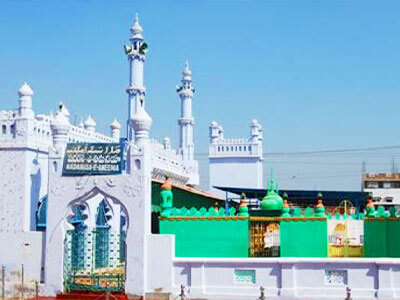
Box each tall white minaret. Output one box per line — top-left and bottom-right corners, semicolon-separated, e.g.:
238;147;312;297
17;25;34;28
177;61;195;161
124;13;148;142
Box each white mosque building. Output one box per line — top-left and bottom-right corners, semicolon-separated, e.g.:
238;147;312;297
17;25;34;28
0;14;199;229
0;14;200;295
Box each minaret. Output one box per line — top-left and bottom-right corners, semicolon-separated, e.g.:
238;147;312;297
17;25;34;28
18;82;34;118
110;118;121;141
51;103;71;151
124;13;148;142
177;61;195;161
84;115;96;133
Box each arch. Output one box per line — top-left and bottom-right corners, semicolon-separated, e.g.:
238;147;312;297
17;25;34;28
63;187;129;292
2;124;6;135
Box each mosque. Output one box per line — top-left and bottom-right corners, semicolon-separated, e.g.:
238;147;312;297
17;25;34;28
1;14;400;300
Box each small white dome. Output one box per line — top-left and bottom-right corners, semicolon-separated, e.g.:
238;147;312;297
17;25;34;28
163;136;170;144
210;121;218;127
59;102;70;118
132;107;152;132
110;118;121;130
18;82;34;97
84;115;96;127
251;119;259;126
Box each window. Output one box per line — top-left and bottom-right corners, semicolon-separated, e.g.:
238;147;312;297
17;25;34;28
2;125;6;134
384;197;393;203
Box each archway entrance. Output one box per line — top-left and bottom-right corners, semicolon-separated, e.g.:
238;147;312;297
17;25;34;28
63;192;128;292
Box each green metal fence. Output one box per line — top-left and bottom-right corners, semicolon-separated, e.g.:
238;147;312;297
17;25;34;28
63;229;125;292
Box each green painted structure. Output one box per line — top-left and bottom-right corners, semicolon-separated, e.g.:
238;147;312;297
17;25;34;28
151;180;222;212
160;218;249;257
280;219;328;257
364;218;400;257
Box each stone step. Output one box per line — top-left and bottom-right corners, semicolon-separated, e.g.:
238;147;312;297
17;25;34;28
56;292;129;300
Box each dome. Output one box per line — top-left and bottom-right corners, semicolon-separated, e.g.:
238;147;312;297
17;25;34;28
18;82;34;97
84;115;96;127
251;119;259;126
110;118;121;130
261;191;283;211
132;106;152;132
59;102;70;118
261;176;283;211
53;104;70;126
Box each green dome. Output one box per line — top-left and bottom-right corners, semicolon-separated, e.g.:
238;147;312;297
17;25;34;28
261;191;283;210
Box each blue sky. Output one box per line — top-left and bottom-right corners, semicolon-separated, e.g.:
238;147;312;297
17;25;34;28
1;0;400;190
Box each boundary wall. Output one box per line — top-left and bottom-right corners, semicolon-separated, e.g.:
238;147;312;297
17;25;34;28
146;233;400;300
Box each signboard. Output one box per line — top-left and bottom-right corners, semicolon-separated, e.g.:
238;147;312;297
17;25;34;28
63;143;123;176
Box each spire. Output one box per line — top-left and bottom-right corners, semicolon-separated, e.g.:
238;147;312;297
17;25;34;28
84;115;96;133
130;13;143;41
182;60;192;81
125;13;148;143
177;60;195;160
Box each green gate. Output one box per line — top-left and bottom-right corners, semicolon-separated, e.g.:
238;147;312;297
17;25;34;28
63;229;126;292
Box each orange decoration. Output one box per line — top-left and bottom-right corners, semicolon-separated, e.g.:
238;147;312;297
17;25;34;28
283;199;289;208
316;199;324;208
366;198;374;208
161;178;172;190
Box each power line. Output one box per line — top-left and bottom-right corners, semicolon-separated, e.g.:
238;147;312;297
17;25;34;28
194;145;400;157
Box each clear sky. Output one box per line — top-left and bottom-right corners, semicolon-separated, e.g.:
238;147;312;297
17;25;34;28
1;0;400;190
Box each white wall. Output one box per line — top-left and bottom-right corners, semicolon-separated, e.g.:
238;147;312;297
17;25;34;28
149;256;399;300
0;232;44;298
364;188;400;206
209;157;263;197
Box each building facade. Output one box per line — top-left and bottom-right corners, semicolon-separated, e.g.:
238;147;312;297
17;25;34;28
363;173;400;207
208;119;264;196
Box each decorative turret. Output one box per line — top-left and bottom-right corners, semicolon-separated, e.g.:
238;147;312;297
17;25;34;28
261;174;283;211
218;124;224;139
160;177;173;217
78;118;84;129
177;61;195;161
18;82;34;118
110;118;121;141
124;13;149;142
250;119;262;143
163;137;171;150
366;193;375;217
51;102;70;150
281;192;291;217
313;192;326;217
237;193;249;217
209;121;220;144
131;105;152;146
84;115;96;133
